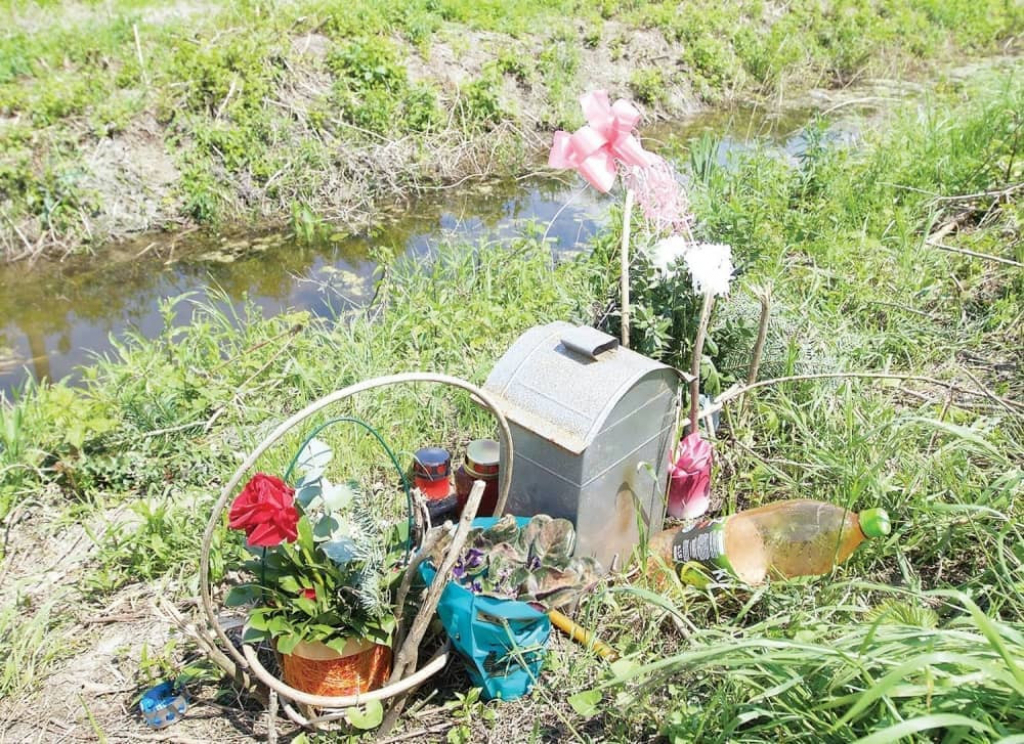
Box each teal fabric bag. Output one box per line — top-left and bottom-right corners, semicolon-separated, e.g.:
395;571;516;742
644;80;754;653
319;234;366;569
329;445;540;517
419;518;551;701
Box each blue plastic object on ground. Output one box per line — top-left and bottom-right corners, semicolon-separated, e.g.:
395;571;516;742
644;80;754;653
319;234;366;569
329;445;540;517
420;517;551;701
140;681;188;729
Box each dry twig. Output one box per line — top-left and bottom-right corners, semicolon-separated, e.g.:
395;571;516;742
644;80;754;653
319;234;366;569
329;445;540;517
380;481;485;734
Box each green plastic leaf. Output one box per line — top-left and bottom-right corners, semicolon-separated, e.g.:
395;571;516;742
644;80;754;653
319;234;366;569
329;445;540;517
267;616;291;636
346;700;383;730
295;438;332;476
275;633;302;656
321;480;355;513
245;610;270;631
567;689;602;717
295;481;322;509
322;536;358;564
313;514;340;541
242;625;269;644
295;597;317;616
277;575;301;594
224;584;262;607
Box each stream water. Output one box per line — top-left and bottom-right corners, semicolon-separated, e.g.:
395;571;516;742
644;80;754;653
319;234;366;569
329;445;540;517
0;98;861;396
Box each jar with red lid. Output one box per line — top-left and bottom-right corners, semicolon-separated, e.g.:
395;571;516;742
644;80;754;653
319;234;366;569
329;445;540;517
455;439;500;517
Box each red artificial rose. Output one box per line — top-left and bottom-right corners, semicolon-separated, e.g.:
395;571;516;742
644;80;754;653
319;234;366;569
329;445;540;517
302;588;316;600
228;473;299;547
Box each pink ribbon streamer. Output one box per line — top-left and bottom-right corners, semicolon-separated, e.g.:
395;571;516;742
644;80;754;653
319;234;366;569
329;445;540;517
626;155;693;236
548;90;655;193
666;432;712;519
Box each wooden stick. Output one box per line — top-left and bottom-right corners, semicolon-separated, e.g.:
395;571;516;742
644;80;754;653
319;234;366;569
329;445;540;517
390;485;484;675
620;188;635;348
153;597;267;704
267;689;278;744
746;286;772;387
379;481;485;734
689;292;716;433
391;528;442;655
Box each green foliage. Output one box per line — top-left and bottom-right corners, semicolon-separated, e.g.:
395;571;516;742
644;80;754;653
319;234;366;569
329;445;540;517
327;37;441;135
495;48;534;84
536;31;581;128
0;599;70;697
443;687;496;744
628;67;666;107
88;492;215;593
457;67;505;128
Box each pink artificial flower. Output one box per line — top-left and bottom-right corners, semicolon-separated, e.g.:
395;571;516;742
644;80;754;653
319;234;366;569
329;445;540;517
666;433;712;519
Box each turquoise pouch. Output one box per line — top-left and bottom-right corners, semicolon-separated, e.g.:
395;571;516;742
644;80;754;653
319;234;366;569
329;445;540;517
419;517;551;701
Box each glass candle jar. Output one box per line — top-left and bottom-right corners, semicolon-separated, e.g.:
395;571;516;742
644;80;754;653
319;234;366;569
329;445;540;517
455;439;500;517
412;447;452;501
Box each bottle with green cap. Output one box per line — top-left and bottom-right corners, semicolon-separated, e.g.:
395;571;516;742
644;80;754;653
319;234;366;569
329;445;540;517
648;499;891;585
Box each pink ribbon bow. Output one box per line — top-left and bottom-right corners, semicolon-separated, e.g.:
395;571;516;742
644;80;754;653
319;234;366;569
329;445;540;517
666;432;712;519
548;90;655;193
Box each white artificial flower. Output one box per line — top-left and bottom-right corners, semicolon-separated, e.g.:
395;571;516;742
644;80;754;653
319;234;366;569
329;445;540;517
648;235;689;279
684;242;733;296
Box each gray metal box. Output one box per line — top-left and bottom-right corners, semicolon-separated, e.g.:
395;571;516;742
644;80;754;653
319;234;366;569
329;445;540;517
483;322;678;570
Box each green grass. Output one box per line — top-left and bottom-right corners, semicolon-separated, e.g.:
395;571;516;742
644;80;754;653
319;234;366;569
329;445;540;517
0;64;1021;741
1;0;1021;258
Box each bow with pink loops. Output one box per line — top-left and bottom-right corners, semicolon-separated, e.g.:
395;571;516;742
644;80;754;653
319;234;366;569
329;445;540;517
548;90;656;193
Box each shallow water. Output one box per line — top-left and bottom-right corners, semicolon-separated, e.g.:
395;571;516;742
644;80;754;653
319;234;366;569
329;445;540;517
0;98;866;396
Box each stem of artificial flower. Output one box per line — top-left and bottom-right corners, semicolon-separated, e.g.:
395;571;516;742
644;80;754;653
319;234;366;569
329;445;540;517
620;188;635;347
690;291;715;434
261;546;267;588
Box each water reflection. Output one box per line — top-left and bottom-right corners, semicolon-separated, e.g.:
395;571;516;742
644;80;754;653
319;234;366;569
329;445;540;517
0;99;868;395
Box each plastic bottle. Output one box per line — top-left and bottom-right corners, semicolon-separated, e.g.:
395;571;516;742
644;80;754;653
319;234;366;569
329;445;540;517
648;499;891;585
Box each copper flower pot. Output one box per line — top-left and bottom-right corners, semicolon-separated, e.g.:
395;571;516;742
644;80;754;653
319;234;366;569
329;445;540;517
279;638;391;697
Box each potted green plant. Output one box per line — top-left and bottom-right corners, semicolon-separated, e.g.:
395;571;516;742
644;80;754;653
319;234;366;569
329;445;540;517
224;439;401;697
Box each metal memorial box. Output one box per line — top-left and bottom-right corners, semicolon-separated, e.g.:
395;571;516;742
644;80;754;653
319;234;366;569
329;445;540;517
483;322;678;570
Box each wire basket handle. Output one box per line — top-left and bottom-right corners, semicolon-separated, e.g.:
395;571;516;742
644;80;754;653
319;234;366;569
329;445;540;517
197;372;515;708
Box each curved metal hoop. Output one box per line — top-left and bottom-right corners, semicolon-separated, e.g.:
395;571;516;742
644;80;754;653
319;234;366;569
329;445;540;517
197;373;515;709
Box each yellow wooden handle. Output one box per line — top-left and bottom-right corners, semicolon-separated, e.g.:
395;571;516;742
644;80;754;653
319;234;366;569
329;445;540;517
547;609;618;661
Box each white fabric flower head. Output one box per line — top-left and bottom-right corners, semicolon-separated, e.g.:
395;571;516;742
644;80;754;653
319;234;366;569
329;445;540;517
684;242;733;296
648;236;689;279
